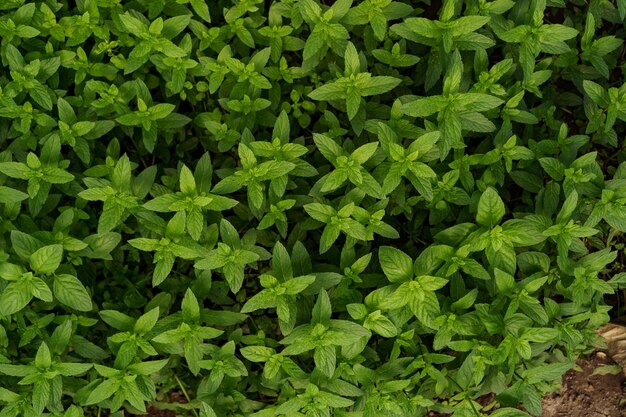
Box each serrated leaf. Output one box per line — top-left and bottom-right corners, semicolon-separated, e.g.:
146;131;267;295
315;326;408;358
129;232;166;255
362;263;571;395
379;247;413;282
53;274;92;312
477;187;506;227
29;245;64;275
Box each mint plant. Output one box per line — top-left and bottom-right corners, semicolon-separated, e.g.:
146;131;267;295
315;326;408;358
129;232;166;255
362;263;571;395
0;1;625;417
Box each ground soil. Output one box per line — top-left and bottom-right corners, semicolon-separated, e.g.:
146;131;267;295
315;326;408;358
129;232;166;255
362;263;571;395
542;351;626;417
428;349;626;417
135;391;187;417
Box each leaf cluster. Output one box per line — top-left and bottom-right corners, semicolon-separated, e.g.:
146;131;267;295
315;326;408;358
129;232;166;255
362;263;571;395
1;1;626;417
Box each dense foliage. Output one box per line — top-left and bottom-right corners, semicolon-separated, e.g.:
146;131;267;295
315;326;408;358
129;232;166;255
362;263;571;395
1;0;626;416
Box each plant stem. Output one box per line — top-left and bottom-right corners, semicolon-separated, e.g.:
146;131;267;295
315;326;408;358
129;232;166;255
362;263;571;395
174;373;199;417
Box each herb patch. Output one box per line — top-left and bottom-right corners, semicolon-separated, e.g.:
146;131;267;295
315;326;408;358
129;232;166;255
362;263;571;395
0;1;625;417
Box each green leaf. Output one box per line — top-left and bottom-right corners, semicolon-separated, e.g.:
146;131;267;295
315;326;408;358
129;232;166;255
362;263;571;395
150;103;175;120
30;84;53;110
85;379;120;406
0;162;31;179
179;165;196;194
364;311;397;337
308;83;347;101
313;134;344;162
477;187;506;227
591;364;623;376
99;310;135;331
240;346;274;362
240;290;275;313
0;186;29;204
53;274;92;312
32;379;50;414
283;275;316;295
0;281;33;316
31;277;53;302
490;408;532;417
379;247;413;282
134;307;160;335
200;403;218;417
272;242;293;280
56;362;92;377
119;13;146;34
314;345;336;377
304;203;335;223
35;342;52;368
450;16;490;36
351;142;378;164
29;244;64;275
522;361;572;384
182;288;200;323
223;263;246;293
359;76;402;96
401;96;447;117
0;364;33;377
116;113;142;126
42;167;75;184
5;44;24;69
219;219;241;247
320;224;341;254
127;359;168;375
582;80;607;105
312;290;332;326
538;24;578;41
556;190;578;224
344;42;360;76
190;0;211;22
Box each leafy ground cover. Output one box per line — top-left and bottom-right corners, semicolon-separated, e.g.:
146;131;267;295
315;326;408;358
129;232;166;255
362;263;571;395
1;0;626;416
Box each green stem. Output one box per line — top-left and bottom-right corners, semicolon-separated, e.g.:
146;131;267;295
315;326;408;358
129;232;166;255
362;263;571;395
449;377;482;417
174;373;199;417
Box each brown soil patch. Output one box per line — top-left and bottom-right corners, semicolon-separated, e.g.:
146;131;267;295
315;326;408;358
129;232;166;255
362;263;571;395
542;351;626;417
135;391;188;417
428;350;626;417
137;407;176;417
